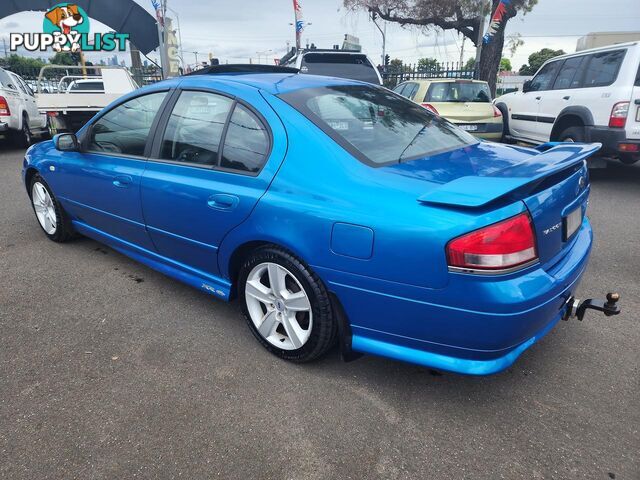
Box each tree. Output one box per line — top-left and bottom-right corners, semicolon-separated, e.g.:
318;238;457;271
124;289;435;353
345;0;539;93
49;52;77;66
519;48;565;75
417;57;440;72
499;57;512;72
0;54;46;72
389;58;411;73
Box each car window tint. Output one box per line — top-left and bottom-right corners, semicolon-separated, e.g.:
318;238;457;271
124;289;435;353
0;69;16;89
10;74;28;94
405;83;419;100
88;91;167;156
393;83;407;96
220;104;270;173
426;82;492;102
300;53;380;84
280;85;477;166
529;61;562;91
553;56;586;90
582;50;626;88
425;83;448;102
160;91;233;166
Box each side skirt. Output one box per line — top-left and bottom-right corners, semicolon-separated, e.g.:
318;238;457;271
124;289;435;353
72;220;232;301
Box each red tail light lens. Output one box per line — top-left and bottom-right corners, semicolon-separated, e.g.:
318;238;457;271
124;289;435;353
447;212;538;271
493;105;502;118
609;102;629;128
0;96;10;116
420;103;439;115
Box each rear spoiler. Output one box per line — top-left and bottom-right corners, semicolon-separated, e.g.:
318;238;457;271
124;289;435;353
417;143;601;208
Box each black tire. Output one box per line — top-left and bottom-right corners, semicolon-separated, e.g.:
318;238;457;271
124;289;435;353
496;104;510;143
12;114;32;148
558;126;586;143
29;173;76;242
238;245;337;363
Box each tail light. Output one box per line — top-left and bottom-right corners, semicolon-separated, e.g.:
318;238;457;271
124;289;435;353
446;212;538;272
609;102;629;128
420;103;439;115
493;105;502;118
0;96;10;116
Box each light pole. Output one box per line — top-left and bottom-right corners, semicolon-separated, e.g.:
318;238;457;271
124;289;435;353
369;9;386;67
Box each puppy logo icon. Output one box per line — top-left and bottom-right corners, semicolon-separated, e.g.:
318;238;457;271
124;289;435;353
43;3;90;52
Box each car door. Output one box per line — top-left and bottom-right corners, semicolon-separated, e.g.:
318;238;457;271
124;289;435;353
140;87;287;277
49;90;170;251
10;73;45;130
509;60;563;142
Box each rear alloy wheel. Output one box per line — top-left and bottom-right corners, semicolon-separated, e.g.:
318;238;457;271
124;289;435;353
559;126;585;143
14;116;32;148
30;174;75;242
239;246;336;362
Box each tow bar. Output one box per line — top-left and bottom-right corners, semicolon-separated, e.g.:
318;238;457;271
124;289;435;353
564;293;621;321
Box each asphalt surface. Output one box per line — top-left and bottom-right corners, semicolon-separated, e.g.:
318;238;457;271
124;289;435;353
0;144;638;480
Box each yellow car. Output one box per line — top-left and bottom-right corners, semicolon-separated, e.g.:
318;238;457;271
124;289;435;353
392;79;504;141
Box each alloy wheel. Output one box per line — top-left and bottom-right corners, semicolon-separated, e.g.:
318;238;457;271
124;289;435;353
244;262;313;350
32;182;57;235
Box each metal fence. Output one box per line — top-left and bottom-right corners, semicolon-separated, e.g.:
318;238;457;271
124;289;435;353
381;62;476;89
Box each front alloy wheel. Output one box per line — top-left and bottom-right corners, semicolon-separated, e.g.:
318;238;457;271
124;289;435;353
32;182;57;235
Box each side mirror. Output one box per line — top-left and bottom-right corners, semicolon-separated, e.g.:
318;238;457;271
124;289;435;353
54;133;79;152
522;80;533;93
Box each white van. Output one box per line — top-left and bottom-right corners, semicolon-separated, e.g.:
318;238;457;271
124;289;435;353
495;42;640;164
0;67;48;147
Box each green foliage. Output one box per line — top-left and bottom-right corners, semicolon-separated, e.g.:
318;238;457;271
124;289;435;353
464;58;476;70
519;48;565;75
0;54;46;71
389;58;412;73
417;57;439;72
499;58;512;72
49;52;77;66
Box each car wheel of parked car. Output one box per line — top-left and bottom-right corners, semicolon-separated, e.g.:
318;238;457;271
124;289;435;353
13;115;33;148
30;174;75;242
558;126;585;143
496;104;511;143
239;246;337;362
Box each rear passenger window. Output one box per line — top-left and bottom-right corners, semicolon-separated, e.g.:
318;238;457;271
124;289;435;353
160;91;233;166
220;105;270;174
405;83;419;100
553;56;586;90
582;50;626;88
393;83;408;97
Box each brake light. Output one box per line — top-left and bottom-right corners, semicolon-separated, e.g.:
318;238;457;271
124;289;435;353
446;212;538;271
609;102;629;128
0;96;10;116
493;105;502;118
421;103;439;115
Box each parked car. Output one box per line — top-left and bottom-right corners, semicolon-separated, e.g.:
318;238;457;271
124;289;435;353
281;49;383;85
22;65;617;375
495;41;640;164
393;79;503;141
0;67;48;147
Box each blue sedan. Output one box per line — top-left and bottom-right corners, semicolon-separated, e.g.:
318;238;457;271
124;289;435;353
22;66;603;375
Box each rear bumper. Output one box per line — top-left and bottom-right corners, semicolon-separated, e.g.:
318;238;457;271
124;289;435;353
316;219;592;375
451;120;503;140
585;126;639;157
0;121;8;135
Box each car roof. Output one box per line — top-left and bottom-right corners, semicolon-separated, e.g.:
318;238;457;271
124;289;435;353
179;72;366;95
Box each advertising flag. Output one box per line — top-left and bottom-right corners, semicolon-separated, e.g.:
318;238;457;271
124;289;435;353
483;0;511;45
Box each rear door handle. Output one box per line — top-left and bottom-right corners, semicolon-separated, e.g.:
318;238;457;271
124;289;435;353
208;193;239;211
113;175;133;188
535;96;542;101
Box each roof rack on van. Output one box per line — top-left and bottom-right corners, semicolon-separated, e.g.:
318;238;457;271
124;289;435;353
185;65;300;76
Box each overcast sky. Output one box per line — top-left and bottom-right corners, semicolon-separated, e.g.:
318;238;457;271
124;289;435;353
1;0;638;70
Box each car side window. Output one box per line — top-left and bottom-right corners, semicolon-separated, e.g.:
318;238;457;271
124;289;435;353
552;56;586;90
0;69;16;90
393;83;408;97
529;61;562;92
159;91;234;166
405;83;419;100
10;74;28;95
581;50;626;88
88;91;167;157
220;104;270;174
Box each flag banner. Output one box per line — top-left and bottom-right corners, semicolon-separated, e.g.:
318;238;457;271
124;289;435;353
483;0;511;45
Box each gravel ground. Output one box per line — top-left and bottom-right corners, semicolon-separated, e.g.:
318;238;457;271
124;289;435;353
0;145;638;480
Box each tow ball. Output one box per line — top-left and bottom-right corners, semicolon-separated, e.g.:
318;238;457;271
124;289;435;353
564;293;621;321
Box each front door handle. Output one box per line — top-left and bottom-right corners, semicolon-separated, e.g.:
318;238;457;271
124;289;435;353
208;194;239;211
113;175;133;188
535;96;542;101
563;96;571;100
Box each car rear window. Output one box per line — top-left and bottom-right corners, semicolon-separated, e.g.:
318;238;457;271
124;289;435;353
581;49;626;88
280;85;477;166
425;82;492;103
300;53;380;84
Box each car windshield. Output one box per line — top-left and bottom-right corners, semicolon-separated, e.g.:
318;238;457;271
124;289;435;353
425;82;492;103
301;53;380;84
279;85;477;166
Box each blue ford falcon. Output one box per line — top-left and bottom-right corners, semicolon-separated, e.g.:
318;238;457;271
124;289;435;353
22;65;619;375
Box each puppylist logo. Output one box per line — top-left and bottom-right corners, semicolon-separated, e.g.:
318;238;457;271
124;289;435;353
10;3;129;53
